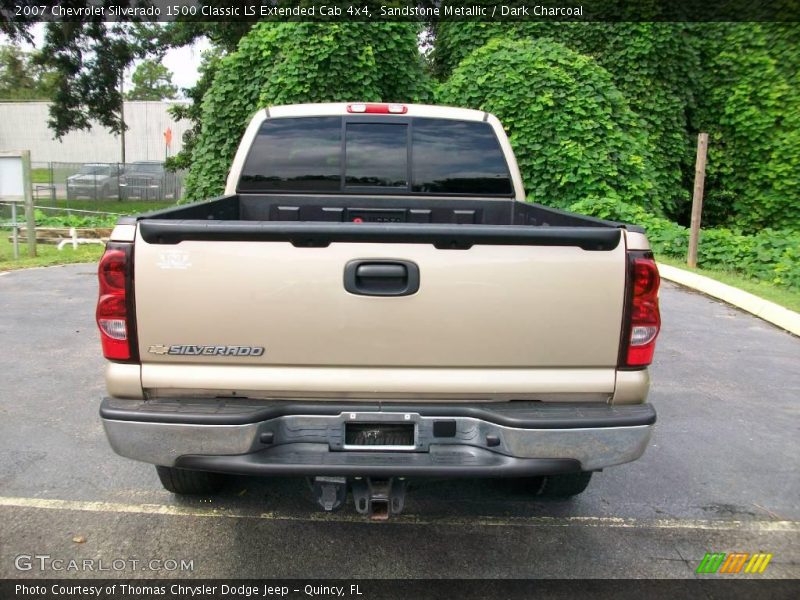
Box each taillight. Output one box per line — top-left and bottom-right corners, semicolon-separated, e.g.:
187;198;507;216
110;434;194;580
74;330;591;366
347;103;407;114
96;243;136;361
620;253;661;368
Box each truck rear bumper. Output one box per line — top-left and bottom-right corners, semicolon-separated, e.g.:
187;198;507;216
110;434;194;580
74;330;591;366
100;398;655;477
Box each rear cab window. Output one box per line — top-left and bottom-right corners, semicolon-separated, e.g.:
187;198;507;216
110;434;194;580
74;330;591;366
238;116;512;196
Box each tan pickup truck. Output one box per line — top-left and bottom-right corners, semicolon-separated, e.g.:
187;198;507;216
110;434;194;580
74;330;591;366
97;103;660;518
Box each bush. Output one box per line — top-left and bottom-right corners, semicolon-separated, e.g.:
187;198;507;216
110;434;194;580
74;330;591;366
32;210;117;228
438;38;659;213
569;197;800;290
184;22;431;201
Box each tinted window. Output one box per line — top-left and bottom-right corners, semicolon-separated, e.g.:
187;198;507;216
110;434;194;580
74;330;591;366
239;117;341;191
345;123;408;188
412;119;512;195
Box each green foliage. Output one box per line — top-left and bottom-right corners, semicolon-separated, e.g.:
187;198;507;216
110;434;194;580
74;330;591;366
435;21;800;230
692;24;800;231
434;22;696;220
32;210;117;228
184;22;431;200
570;197;800;290
438;38;658;212
0;45;57;100
126;59;178;101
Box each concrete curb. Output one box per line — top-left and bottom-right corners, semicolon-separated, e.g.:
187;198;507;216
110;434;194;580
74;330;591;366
658;264;800;336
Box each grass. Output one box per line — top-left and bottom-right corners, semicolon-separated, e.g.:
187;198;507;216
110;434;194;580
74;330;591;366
30;168;51;184
655;255;800;313
0;236;104;271
30;166;74;184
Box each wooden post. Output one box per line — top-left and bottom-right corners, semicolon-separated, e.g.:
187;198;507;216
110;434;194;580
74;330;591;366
21;149;36;258
687;133;709;269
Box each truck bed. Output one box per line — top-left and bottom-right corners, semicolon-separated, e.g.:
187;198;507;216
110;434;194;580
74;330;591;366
122;195;640;251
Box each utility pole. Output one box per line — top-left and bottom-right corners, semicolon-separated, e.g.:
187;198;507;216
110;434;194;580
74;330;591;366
119;69;126;165
687;133;709;269
21;150;36;258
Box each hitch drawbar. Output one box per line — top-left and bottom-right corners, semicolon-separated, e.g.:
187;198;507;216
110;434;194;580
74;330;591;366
310;476;408;520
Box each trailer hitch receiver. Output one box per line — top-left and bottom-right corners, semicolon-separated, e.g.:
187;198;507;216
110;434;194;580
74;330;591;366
351;477;407;520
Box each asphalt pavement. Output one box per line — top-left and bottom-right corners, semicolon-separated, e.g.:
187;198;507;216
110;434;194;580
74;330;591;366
0;264;798;580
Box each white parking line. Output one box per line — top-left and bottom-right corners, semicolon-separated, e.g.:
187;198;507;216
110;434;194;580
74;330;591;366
0;496;797;532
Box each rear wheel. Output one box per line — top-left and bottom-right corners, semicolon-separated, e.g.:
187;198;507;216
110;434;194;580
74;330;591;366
155;465;225;495
536;471;593;498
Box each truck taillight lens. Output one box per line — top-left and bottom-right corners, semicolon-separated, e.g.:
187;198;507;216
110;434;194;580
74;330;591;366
96;243;136;361
621;254;661;368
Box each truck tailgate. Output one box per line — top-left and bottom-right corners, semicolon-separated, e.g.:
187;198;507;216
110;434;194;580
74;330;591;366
132;227;626;399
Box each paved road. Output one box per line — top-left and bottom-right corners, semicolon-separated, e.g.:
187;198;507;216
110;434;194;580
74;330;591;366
0;264;798;580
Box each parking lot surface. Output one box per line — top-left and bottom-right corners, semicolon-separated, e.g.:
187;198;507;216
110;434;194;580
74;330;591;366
0;264;798;579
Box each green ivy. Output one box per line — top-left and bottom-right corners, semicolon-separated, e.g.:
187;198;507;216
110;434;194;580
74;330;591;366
692;24;800;231
183;22;431;201
438;38;658;213
434;21;697;220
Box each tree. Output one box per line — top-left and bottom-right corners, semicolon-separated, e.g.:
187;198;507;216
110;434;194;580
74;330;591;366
126;59;178;101
0;45;57;100
38;21;161;138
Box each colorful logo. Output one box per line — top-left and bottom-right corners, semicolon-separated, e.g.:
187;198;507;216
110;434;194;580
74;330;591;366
696;552;773;574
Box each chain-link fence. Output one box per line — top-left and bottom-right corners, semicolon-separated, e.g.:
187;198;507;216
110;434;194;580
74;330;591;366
2;160;186;264
31;161;185;203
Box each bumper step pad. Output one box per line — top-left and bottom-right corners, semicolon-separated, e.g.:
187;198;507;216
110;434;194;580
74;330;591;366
176;443;579;478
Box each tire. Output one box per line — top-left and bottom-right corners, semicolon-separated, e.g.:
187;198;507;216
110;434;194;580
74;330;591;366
536;471;593;498
155;465;225;495
66;190;75;201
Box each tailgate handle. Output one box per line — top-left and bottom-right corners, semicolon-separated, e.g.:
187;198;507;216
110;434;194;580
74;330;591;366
344;260;420;296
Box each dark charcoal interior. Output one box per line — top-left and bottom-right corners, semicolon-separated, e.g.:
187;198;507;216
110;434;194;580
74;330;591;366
132;194;638;232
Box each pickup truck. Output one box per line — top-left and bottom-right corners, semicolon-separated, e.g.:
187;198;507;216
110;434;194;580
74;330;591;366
119;161;179;201
97;103;660;518
66;163;122;200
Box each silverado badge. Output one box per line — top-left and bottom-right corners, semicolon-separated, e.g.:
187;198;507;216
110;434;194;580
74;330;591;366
148;345;265;357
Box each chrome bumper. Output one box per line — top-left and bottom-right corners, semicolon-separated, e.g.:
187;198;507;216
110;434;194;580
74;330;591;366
101;398;654;476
